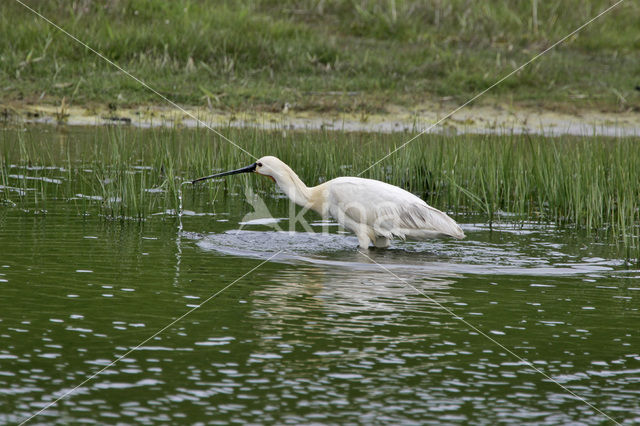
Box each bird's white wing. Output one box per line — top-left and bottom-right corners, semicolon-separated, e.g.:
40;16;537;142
326;177;464;240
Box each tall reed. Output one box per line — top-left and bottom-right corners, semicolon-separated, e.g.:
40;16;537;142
0;126;638;261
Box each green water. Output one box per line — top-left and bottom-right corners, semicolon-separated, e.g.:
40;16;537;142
1;127;639;425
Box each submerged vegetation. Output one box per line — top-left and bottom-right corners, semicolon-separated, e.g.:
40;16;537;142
1;0;639;113
0;125;638;262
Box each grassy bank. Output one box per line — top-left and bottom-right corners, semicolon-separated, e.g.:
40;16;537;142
1;126;638;261
1;0;639;114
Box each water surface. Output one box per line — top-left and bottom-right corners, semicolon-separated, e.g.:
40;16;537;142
1;129;639;425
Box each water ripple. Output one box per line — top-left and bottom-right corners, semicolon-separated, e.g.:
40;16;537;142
188;229;623;277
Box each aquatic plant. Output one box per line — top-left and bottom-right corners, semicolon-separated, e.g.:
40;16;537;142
0;125;638;262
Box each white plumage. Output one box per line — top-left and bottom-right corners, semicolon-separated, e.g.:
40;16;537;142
194;155;465;249
324;177;464;248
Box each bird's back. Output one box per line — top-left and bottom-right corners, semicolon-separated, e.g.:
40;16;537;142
324;177;465;240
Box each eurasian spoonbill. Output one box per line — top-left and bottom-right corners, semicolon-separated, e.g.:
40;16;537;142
192;156;465;249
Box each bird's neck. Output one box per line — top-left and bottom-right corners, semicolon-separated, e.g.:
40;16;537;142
273;166;315;209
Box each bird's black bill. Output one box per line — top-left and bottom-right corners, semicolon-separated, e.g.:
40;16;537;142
191;163;257;184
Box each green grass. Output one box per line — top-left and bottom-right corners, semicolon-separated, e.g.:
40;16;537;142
1;0;639;113
1;125;638;262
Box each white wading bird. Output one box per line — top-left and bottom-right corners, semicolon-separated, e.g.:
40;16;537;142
192;156;465;249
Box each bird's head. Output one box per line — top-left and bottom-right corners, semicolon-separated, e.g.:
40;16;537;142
254;156;288;183
191;155;287;185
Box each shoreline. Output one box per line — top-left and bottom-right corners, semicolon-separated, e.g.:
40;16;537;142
3;101;639;137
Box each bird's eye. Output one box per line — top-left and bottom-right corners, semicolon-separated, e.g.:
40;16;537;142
257;162;263;167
